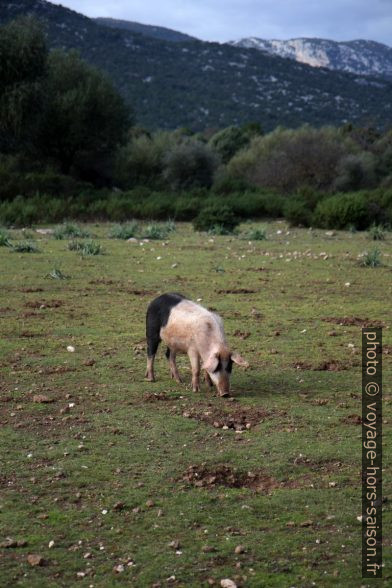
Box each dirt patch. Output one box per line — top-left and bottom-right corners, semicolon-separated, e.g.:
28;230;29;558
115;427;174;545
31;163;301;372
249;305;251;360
19;331;43;338
24;300;64;309
181;405;284;430
291;456;344;472
293;360;353;371
121;288;155;296
341;414;362;425
182;464;299;492
232;330;251;340
216;288;257;294
20;287;44;293
89;279;120;286
383;345;392;355
21;312;41;318
322;317;385;328
144;392;180;402
40;366;77;375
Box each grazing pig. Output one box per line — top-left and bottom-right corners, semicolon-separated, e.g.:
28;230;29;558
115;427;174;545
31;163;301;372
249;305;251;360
145;293;248;396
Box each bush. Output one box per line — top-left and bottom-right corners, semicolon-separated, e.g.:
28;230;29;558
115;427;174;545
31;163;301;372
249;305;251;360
140;223;172;240
0;228;11;246
241;226;267;240
163;141;219;190
193;204;239;233
108;222;138;239
361;247;382;267
54;222;90;239
313;193;371;230
68;240;103;255
11;240;39;253
283;199;312;227
368;224;386;241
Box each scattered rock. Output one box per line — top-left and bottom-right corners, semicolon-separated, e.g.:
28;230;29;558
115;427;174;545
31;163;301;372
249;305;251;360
168;540;180;550
113;564;125;573
67;346;75;353
83;359;95;366
234;545;246;554
300;520;313;527
113;501;125;511
33;395;54;404
27;554;45;566
220;579;237;588
146;500;155;508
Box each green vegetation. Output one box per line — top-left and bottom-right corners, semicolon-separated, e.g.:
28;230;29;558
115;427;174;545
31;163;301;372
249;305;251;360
368;223;386;240
54;223;91;240
1;222;391;587
68;240;103;256
0;227;11;246
361;246;382;267
11;240;40;253
193;204;239;233
108;222;139;240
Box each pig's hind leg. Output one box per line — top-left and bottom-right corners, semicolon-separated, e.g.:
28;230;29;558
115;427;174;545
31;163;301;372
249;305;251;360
166;347;182;383
145;311;161;382
204;371;213;388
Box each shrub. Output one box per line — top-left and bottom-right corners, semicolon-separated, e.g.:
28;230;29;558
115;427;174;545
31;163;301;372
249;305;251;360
283;199;312;227
368;224;386;241
163;141;219;190
333;152;377;192
46;267;70;279
108;222;138;239
209;126;251;163
193;205;239;233
11;240;39;252
313;192;371;230
68;240;103;255
140;223;171;240
54;222;90;239
242;226;267;240
361;247;382;267
0;228;11;246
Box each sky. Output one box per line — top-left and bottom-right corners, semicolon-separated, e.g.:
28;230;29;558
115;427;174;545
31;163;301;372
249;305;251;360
50;0;392;45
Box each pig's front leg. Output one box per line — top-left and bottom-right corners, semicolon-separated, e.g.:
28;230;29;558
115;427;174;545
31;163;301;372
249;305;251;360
188;349;200;392
204;370;213;388
167;349;182;383
145;355;155;381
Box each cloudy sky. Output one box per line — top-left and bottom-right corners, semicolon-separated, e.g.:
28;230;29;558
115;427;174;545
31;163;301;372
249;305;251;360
50;0;392;45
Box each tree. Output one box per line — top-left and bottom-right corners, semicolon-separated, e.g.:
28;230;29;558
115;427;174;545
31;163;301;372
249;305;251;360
0;17;47;153
38;50;131;180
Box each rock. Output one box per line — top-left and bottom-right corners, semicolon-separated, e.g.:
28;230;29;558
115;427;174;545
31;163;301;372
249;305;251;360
168;540;180;550
83;359;95;366
202;545;216;553
220;579;237;588
127;238;138;243
0;538;18;548
33;395;54;404
145;500;155;508
113;564;125;573
67;345;75;352
300;520;313;527
27;554;44;566
234;545;246;554
113;501;125;511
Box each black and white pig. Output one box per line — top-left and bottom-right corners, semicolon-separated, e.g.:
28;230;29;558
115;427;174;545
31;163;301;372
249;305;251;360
145;293;248;397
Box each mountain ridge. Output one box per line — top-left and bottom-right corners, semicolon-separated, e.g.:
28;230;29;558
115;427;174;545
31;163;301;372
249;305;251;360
229;37;392;79
1;0;392;131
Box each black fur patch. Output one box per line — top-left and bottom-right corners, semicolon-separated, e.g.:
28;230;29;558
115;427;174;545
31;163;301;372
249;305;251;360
146;293;185;357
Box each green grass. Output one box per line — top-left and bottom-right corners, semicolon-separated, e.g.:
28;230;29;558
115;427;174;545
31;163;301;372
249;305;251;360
0;227;12;247
0;221;390;587
361;247;382;267
368;224;386;241
108;222;139;240
68;239;103;256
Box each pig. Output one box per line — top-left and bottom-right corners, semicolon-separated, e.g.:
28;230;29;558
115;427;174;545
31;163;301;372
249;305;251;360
145;293;248;397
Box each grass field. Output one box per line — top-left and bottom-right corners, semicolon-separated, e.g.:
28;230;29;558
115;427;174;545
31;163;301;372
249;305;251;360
0;221;390;587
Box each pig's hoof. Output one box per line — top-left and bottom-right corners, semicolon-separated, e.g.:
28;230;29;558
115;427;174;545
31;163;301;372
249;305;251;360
145;376;155;382
219;392;230;398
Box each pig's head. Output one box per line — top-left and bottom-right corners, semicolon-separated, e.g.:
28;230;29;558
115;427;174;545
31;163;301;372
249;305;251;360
204;349;249;396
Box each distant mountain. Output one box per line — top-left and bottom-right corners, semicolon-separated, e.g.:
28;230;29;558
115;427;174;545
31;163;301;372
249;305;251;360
230;37;392;80
1;1;392;131
94;17;196;43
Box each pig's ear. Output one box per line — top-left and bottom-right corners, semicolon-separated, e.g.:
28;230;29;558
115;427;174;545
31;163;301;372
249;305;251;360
203;353;220;373
231;352;249;368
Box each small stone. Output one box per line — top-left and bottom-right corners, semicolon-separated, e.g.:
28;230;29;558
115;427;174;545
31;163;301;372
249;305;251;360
329;481;337;488
234;545;246;554
48;540;55;548
300;520;313;527
168;540;180;550
33;395;54;404
202;545;216;553
83;359;95;366
113;564;125;573
286;521;296;527
67;345;75;352
27;554;44;566
113;501;125;511
220;579;237;588
146;500;155;508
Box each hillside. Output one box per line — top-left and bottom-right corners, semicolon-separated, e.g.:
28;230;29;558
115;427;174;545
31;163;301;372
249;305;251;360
1;0;392;131
94;17;196;43
230;37;392;80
